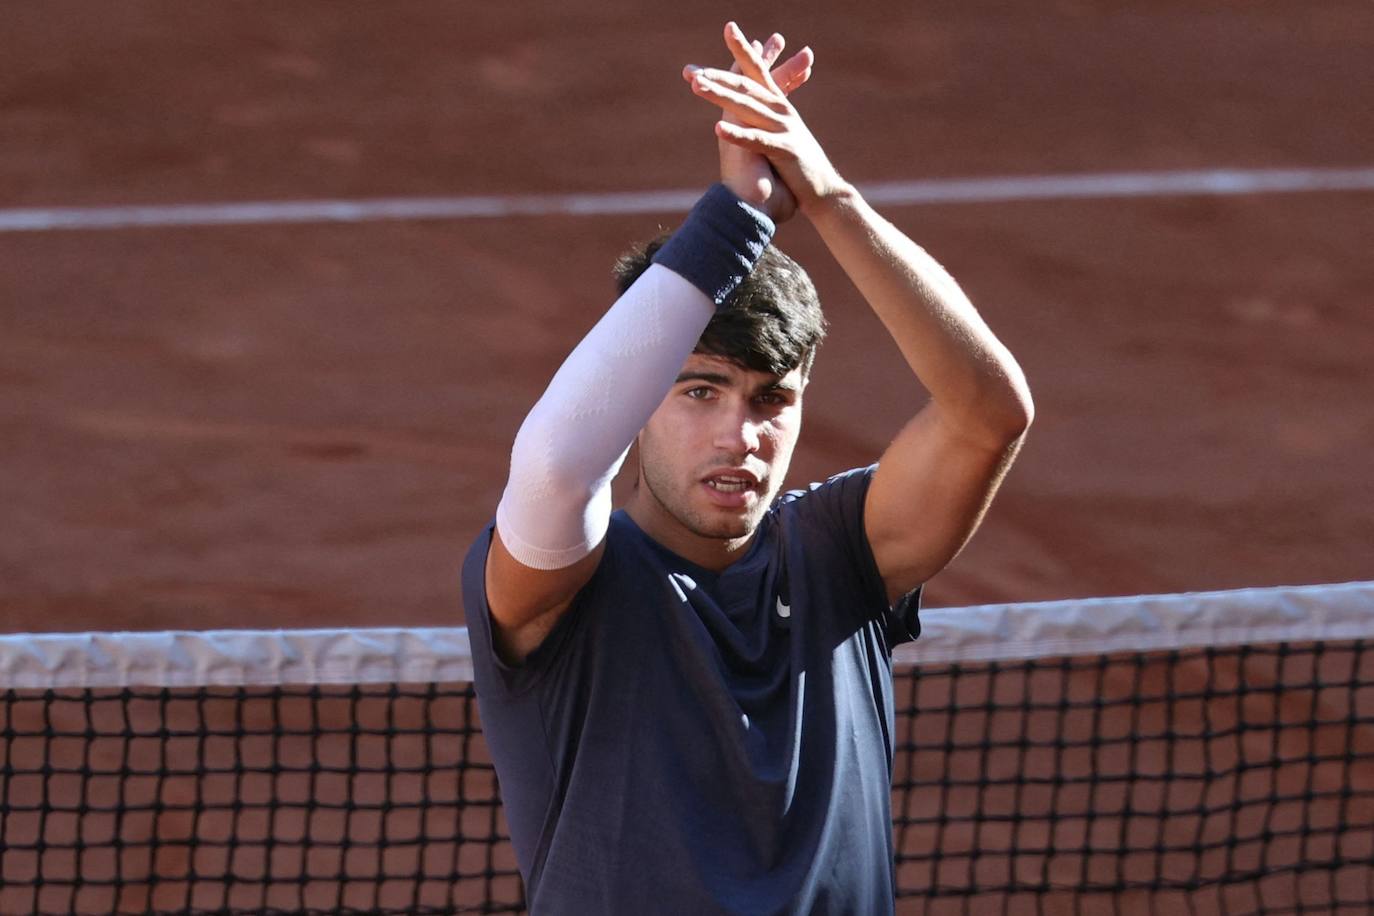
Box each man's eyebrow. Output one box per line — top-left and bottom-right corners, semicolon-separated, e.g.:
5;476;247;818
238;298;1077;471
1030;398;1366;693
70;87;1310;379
674;371;733;385
674;370;798;393
763;379;800;393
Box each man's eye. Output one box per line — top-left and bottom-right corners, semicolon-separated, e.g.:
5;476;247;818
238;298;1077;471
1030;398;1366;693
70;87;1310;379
685;387;713;399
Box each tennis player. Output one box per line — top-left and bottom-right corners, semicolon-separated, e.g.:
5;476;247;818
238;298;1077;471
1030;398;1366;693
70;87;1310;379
462;22;1033;914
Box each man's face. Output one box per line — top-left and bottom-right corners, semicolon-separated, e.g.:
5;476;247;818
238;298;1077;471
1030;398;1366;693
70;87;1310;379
636;352;805;544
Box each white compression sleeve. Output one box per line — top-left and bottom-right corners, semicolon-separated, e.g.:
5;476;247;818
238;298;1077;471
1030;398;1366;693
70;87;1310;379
495;265;713;569
494;184;775;570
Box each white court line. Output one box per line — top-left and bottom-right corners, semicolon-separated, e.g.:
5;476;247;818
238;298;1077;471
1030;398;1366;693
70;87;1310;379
3;166;1374;233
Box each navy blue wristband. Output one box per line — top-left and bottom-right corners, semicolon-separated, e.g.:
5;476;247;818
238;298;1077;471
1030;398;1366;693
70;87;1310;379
651;184;776;307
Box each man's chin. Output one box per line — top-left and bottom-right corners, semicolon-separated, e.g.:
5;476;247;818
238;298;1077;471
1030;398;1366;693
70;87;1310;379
706;523;752;541
690;509;763;542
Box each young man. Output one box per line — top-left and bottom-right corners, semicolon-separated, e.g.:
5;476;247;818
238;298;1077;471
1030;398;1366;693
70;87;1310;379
461;23;1033;915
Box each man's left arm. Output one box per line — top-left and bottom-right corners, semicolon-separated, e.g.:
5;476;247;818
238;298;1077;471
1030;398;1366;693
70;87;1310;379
809;191;1034;602
687;23;1034;602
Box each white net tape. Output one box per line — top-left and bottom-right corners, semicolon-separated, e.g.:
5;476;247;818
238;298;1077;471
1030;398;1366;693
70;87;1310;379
2;581;1372;690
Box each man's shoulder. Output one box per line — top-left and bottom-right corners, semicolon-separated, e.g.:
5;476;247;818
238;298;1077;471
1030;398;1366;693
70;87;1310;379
773;464;884;588
774;464;878;515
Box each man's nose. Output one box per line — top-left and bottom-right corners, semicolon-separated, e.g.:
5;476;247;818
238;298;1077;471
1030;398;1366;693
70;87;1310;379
713;404;762;454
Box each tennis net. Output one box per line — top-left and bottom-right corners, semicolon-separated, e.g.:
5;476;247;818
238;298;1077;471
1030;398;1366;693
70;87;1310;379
2;581;1372;915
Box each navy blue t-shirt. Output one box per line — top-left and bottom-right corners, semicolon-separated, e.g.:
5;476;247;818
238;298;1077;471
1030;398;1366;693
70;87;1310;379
461;466;921;915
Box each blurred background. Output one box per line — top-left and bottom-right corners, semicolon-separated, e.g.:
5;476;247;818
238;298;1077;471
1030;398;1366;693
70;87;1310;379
2;1;1372;634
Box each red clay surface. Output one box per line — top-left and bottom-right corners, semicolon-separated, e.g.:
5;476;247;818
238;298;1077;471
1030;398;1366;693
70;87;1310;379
3;5;1374;913
2;2;1372;634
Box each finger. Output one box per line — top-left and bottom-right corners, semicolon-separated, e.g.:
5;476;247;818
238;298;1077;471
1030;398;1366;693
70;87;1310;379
732;37;771;76
736;39;759;77
691;74;788;129
729;31;784;79
691;67;787;101
776;65;812;97
760;33;785;68
714;119;789;157
781;64;813;95
687;37;795;92
723;21;781;93
690;69;792;122
724;22;766;75
771;47;813;96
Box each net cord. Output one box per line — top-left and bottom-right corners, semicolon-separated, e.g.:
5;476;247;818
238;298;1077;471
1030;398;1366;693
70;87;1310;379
2;581;1371;690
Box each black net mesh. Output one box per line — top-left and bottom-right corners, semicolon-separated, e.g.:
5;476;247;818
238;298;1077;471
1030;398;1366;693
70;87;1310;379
892;640;1374;915
2;639;1372;914
0;684;523;915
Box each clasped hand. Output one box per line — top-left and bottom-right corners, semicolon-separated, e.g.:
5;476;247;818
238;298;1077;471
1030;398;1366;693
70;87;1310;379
684;22;845;223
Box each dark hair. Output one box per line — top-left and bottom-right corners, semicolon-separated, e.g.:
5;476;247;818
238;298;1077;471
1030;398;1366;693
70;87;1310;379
614;235;827;378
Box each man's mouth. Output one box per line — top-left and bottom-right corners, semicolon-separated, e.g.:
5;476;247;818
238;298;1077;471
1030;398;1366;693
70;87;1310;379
705;475;753;493
700;469;764;508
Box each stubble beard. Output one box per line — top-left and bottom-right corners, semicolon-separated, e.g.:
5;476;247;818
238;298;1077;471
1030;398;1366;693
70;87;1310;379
640;459;771;544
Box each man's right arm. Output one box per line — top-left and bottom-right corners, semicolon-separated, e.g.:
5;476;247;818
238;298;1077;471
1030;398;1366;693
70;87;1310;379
484;188;776;664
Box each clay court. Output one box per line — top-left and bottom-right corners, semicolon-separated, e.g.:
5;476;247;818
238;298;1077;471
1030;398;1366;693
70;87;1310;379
2;2;1372;913
3;1;1372;633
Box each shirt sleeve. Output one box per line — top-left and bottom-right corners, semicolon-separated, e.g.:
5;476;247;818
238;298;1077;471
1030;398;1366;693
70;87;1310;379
782;465;922;647
460;522;591;697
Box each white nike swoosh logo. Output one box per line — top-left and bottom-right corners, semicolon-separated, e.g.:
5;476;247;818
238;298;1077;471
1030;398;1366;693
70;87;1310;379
776;598;791;619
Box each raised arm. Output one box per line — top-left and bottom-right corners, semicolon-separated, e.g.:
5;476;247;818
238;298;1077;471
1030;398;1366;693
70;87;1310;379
486;39;819;663
485;187;775;662
686;23;1034;602
807;190;1033;601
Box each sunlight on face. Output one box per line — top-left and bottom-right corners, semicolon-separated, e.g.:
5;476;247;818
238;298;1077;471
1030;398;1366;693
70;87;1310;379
636;353;806;546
